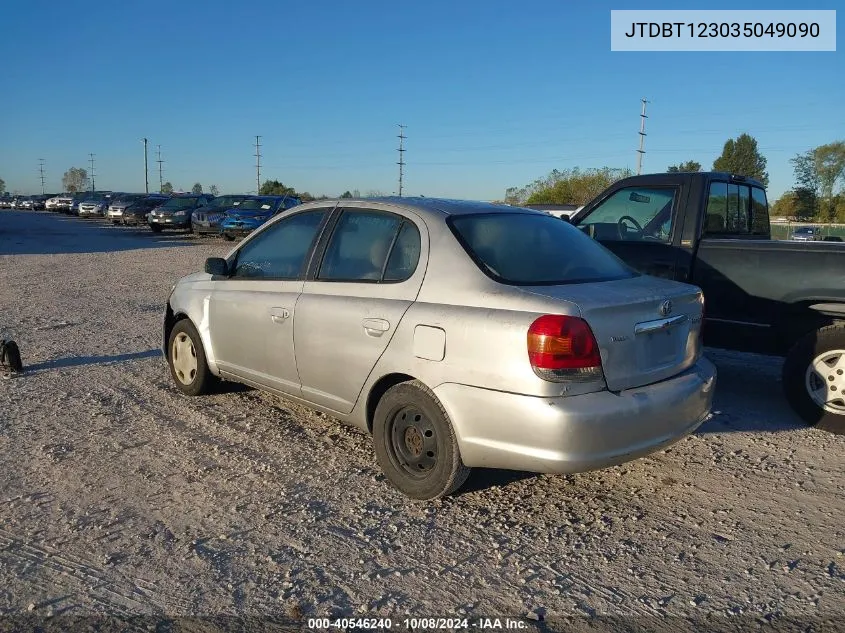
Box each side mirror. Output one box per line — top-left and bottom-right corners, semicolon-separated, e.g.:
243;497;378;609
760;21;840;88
559;215;571;223
205;257;229;276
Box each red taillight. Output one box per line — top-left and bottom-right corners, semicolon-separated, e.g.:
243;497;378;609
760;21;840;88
527;315;603;382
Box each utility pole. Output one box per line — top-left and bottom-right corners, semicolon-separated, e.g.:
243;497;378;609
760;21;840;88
142;138;149;194
636;98;649;176
38;159;46;194
397;124;406;197
156;145;164;192
89;153;96;192
254;135;262;194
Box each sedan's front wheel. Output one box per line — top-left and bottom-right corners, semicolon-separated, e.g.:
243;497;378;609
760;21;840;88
373;380;471;500
167;319;216;396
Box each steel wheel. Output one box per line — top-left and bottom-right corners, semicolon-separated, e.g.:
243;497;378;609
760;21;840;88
387;406;439;478
805;348;845;415
171;331;198;386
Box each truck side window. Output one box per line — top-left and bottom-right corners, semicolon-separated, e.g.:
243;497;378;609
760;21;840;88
577;186;675;243
704;182;728;234
750;187;769;235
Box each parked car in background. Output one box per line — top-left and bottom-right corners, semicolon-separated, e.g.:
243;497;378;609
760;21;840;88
790;226;821;242
163;197;715;499
148;193;215;232
191;194;251;235
78;193;111;217
106;193;155;224
16;196;35;210
0;194;12;209
54;193;73;212
122;196;169;226
219;195;301;240
45;195;63;210
32;194;53;210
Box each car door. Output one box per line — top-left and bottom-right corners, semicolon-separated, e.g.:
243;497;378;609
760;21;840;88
574;184;682;279
208;208;331;395
294;207;425;413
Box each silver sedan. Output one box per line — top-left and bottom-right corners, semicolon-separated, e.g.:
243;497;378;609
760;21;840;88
163;198;715;500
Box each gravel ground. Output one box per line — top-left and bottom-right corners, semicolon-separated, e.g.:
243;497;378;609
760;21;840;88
0;211;843;632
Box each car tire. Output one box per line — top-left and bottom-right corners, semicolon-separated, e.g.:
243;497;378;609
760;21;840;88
167;319;217;396
222;233;235;241
150;225;163;233
372;380;471;500
783;323;845;434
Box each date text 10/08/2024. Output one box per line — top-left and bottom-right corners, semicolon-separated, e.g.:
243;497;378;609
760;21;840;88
307;617;531;630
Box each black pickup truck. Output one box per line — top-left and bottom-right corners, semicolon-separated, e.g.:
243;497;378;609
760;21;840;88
567;171;845;433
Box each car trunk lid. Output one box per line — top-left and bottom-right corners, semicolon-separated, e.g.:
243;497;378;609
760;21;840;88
522;275;703;392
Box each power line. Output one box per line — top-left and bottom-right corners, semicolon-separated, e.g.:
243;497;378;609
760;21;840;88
156;145;165;192
89;153;96;192
636;98;649;175
397;124;406;197
142;138;149;194
254;135;262;193
38;159;46;194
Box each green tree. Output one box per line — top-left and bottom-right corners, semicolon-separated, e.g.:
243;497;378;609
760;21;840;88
191;182;203;194
520;167;633;206
62;167;88;193
340;190;353;199
209;184;219;196
813;141;845;222
667;160;702;173
790;150;820;220
259;179;296;196
771;191;802;220
0;178;5;194
161;182;174;194
299;191;314;202
712;133;768;186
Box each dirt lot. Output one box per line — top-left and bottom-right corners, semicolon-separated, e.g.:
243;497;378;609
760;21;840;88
0;210;843;631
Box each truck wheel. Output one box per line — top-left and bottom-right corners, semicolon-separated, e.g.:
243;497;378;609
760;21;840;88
372;380;471;500
783;324;845;434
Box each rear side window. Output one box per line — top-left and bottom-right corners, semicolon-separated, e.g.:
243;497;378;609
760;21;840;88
705;182;769;237
449;213;636;285
318;210;420;283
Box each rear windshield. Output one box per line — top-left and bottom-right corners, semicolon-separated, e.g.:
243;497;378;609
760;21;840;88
449;212;637;285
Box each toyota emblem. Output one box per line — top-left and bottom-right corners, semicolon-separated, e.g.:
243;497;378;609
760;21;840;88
659;300;673;317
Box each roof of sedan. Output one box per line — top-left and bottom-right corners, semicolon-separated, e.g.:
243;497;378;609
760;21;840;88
312;197;546;218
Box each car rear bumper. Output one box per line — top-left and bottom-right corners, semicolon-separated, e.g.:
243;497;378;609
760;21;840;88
433;357;716;474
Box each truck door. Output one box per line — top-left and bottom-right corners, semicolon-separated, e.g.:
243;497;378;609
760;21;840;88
572;184;683;280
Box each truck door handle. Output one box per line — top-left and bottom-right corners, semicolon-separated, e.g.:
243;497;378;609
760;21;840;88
269;307;291;323
362;318;390;337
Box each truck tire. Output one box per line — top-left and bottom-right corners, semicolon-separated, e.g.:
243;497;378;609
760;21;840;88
783;324;845;434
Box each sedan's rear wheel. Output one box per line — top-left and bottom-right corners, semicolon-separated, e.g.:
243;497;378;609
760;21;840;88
783;324;845;434
373;380;470;500
167;319;216;396
222;232;235;242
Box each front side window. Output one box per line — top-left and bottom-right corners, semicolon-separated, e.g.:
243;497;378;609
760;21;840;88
231;210;328;279
318;210;419;282
450;212;636;285
577;187;676;242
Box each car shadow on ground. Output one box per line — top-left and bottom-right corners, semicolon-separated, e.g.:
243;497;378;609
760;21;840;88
24;349;161;373
697;348;806;434
0;211;203;256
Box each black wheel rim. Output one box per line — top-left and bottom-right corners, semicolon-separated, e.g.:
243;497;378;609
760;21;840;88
387;406;438;478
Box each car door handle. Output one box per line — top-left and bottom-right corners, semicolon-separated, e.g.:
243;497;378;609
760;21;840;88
269;307;291;323
362;318;390;337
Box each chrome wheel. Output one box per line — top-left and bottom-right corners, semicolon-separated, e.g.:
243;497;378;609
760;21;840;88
806;349;845;415
171;332;198;385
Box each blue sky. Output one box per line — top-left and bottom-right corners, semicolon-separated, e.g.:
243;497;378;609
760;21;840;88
1;0;842;201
